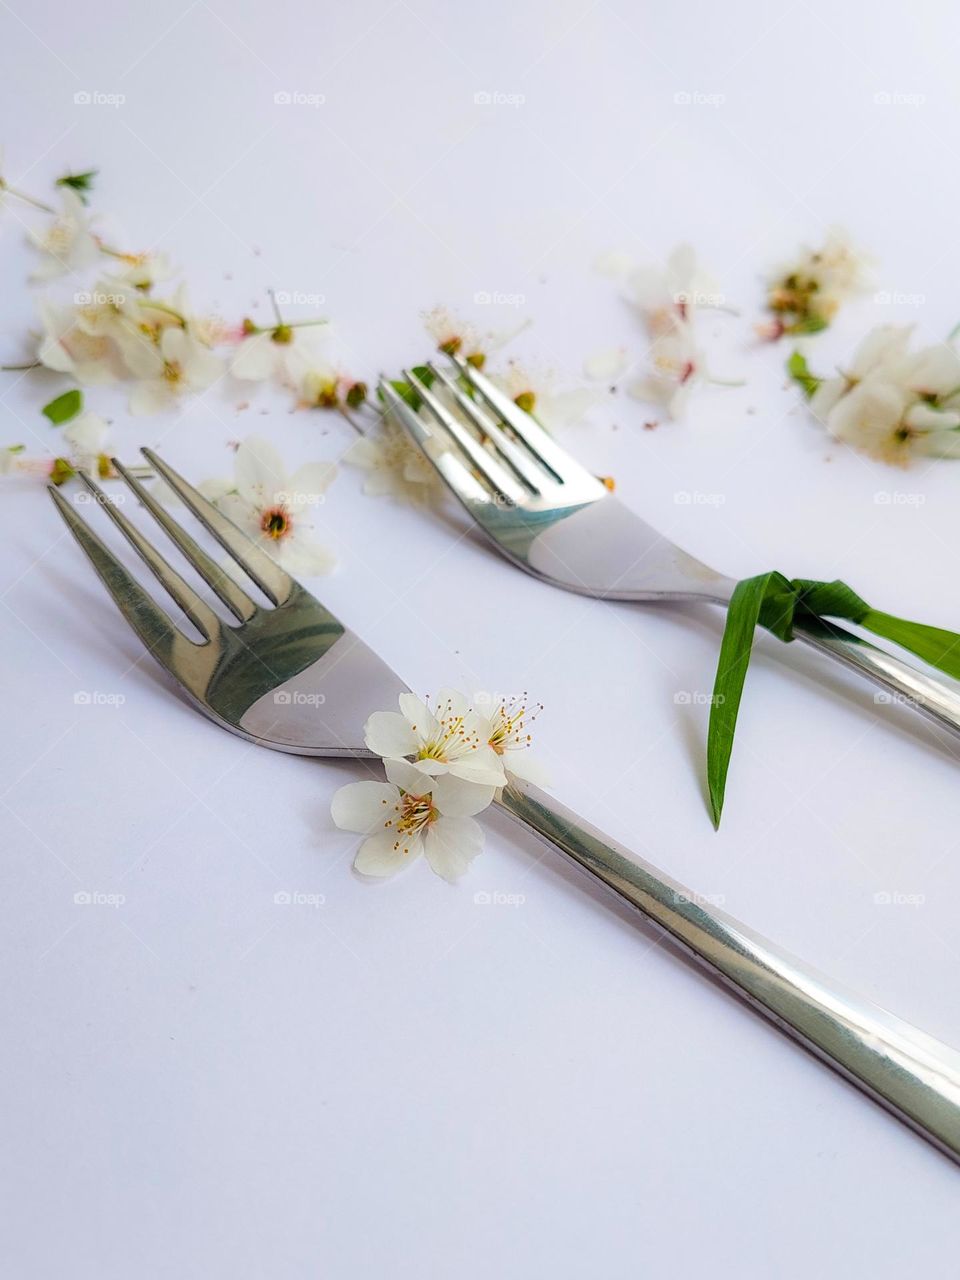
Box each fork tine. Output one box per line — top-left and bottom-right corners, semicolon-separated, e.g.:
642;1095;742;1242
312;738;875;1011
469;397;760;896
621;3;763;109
378;380;492;505
403;368;525;504
110;458;256;622
48;485;192;655
141;448;294;606
75;471;223;640
449;351;598;488
426;362;550;495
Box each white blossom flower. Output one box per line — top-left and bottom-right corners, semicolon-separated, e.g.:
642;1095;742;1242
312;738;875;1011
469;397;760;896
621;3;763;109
491;363;602;432
627;324;708;419
761;227;870;338
231;328;298;383
128;325;223;414
809;324;914;420
365;690;507;795
62;411;112;476
423;306;529;368
29;189;100;280
629;244;722;336
199;435;336;575
825;380;960;466
343;415;443;505
110;250;173;291
807;325;960;464
475;695;548;785
37;298;128;384
332;757;486;881
299;363;343;408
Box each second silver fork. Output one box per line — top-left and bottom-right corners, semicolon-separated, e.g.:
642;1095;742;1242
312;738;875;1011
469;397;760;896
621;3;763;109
382;356;960;747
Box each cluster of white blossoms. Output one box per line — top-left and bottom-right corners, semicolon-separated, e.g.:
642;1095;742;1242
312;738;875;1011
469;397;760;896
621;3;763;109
164;436;337;577
595;244;738;420
0;169;353;513
759;227;871;341
332;690;545;881
804;325;960;466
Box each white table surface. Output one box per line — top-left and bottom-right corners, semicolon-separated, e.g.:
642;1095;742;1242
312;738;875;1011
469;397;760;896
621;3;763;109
3;0;960;1274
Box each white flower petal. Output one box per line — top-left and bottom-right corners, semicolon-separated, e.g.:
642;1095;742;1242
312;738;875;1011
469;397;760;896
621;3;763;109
354;831;421;877
231;333;278;381
449;745;507;787
234;436;288;506
276;536;335;577
288;461;336;501
384;757;433;795
501;750;550;786
331;781;399;833
430;773;495;817
364;710;419;759
583;347;628;381
423;816;483;882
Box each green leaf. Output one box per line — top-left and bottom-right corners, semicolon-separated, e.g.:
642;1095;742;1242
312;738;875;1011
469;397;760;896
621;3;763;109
55;170;98;203
378;366;436;411
705;568;960;827
786;351;822;399
707;572;781;828
41;389;83;425
862;611;960;681
793;314;829;335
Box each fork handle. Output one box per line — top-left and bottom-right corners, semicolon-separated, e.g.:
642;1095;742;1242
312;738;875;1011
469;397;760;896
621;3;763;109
789;617;960;741
495;781;960;1164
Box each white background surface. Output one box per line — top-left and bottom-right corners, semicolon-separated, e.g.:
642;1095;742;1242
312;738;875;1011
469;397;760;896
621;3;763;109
2;0;960;1275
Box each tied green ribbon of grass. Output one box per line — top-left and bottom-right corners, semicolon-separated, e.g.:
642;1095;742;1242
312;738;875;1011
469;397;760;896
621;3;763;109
707;574;960;827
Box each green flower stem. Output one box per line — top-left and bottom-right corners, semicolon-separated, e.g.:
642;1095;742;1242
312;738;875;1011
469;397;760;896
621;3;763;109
0;181;55;214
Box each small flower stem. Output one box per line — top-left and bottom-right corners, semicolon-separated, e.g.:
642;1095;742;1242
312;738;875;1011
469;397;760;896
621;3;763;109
708;375;747;388
268;290;284;327
0;182;55;214
98;243;136;262
1;361;42;372
138;299;186;325
337;405;366;437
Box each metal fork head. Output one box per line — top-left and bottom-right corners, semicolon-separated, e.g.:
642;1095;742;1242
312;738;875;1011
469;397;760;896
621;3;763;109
381;356;734;603
49;450;408;756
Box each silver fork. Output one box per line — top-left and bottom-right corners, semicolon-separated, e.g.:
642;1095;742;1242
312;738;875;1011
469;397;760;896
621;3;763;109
381;354;960;747
50;451;960;1164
